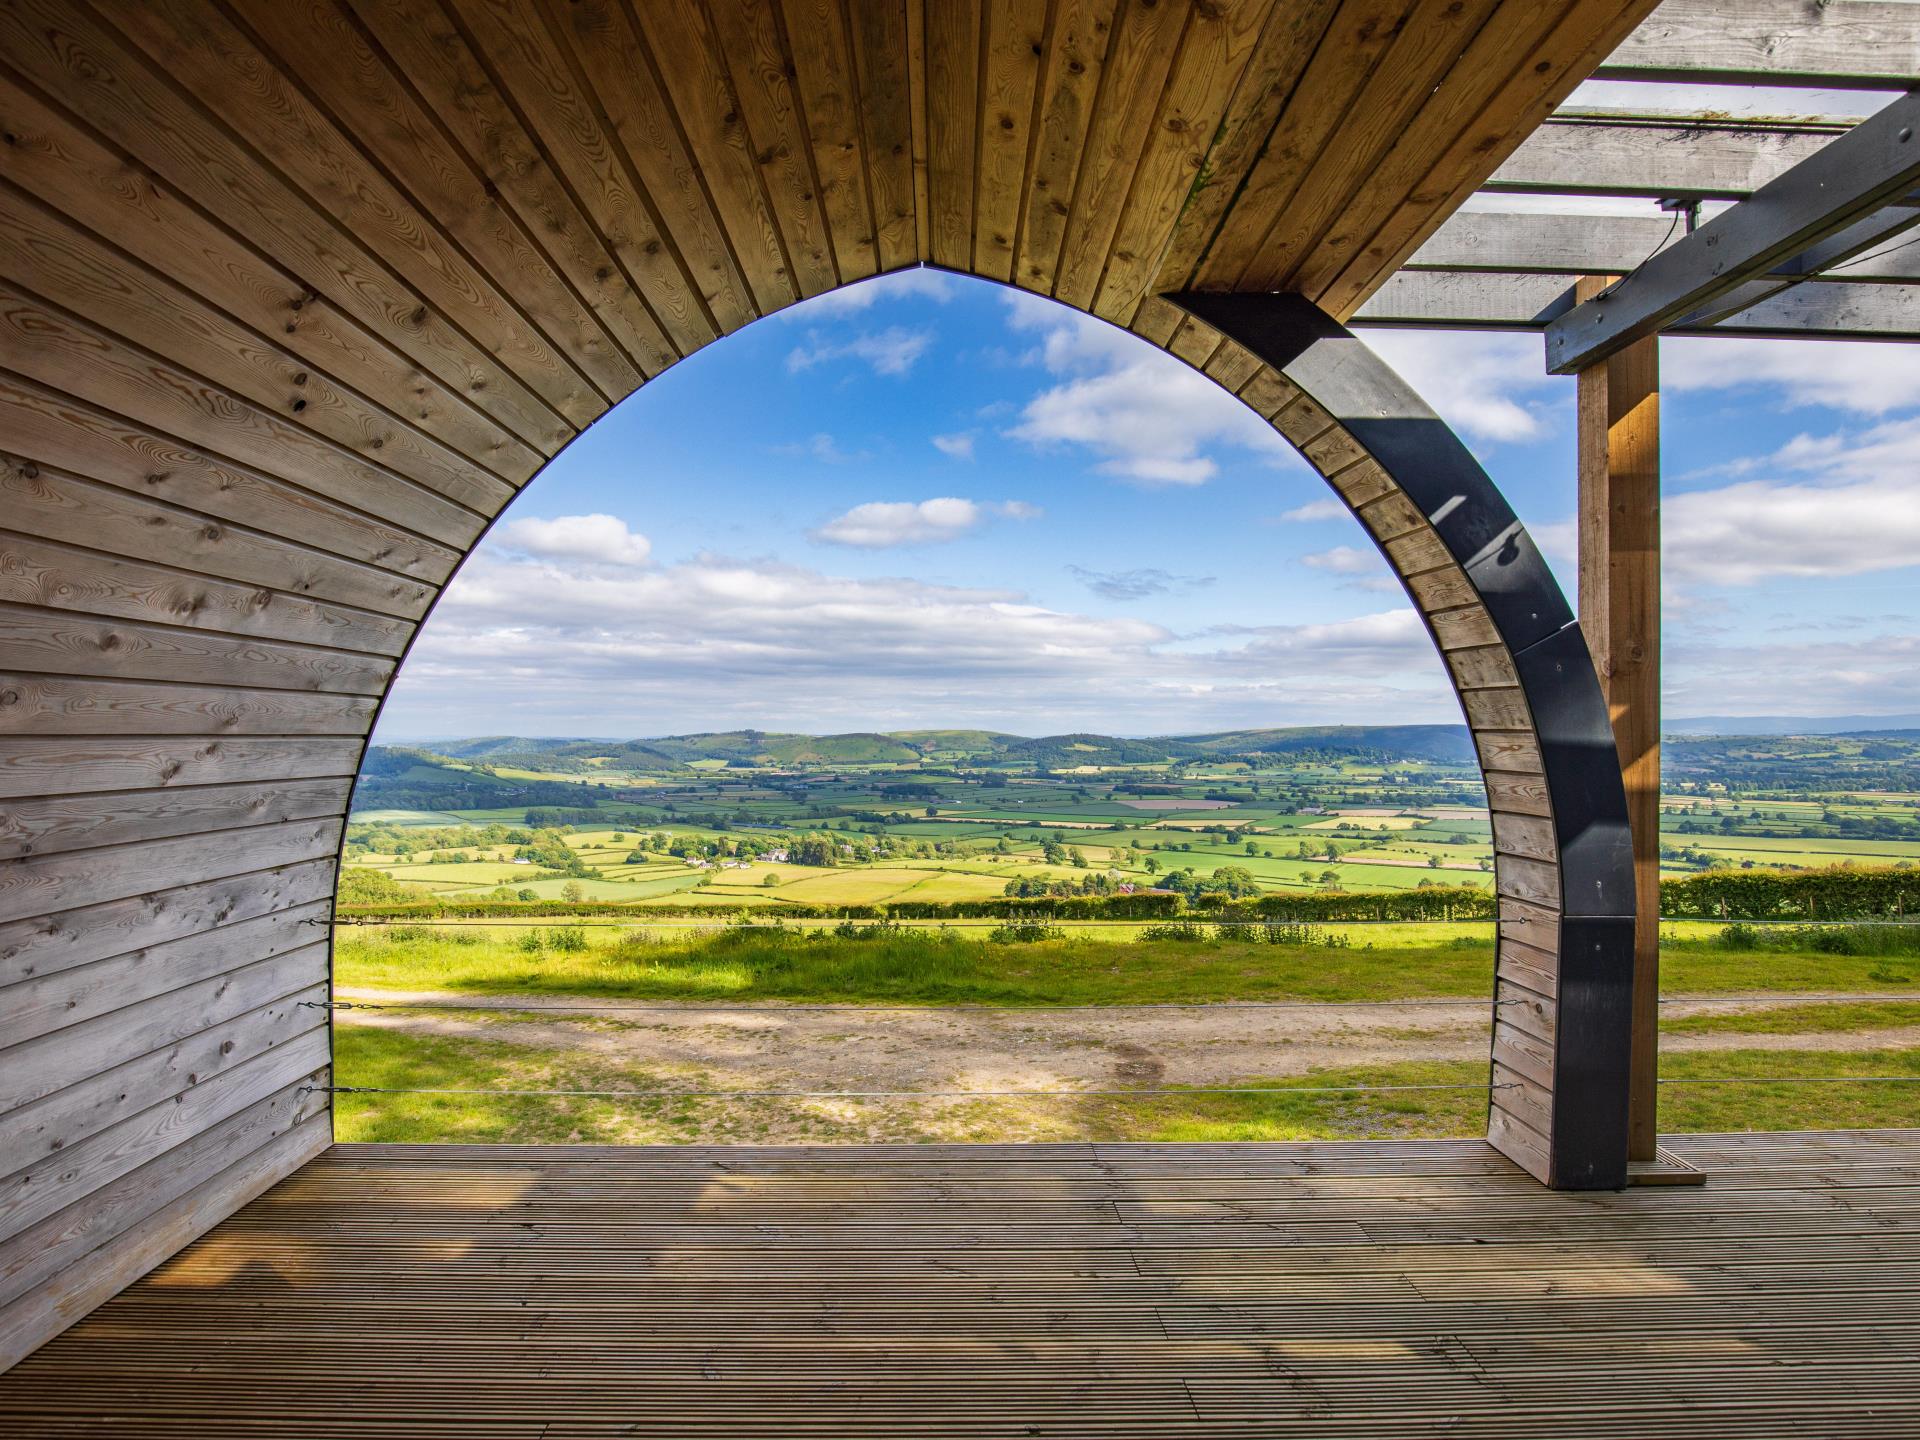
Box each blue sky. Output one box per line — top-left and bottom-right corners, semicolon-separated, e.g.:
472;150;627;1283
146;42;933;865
379;269;1920;740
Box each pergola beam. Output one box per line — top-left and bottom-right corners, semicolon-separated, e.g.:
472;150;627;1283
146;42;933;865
1544;92;1920;372
1491;117;1845;200
1408;208;1920;281
1355;270;1920;339
1597;0;1920;90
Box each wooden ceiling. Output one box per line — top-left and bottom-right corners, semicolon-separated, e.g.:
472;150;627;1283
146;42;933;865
0;0;1655;470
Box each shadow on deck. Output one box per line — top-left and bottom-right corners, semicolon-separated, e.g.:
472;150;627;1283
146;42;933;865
3;1131;1917;1436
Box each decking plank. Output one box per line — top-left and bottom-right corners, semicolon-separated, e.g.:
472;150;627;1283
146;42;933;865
2;1132;1914;1434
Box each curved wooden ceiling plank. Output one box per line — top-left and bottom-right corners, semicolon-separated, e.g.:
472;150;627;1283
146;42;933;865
0;70;546;484
1232;0;1501;294
0;676;377;739
1187;0;1413;291
1011;0;1119;297
0;530;413;658
0;375;462;587
776;0;883;284
841;0;919;273
94;0;612;427
0;285;494;545
1289;0;1589;306
0;183;520;510
630;0;803;314
972;0;1046;284
1148;0;1338;297
0;2;574;454
208;0;650;399
548;0;762;336
1049;0;1186;310
350;0;707;365
704;0;842;299
1313;0;1663;318
1092;0;1280;324
1;459;433;620
449;0;729;355
0;603;394;695
922;0;983;273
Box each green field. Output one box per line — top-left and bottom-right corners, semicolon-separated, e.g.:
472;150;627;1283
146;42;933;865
344;726;1920;914
331;726;1920;1146
334;918;1920;1007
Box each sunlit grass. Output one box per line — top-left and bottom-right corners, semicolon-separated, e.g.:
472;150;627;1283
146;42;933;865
334;920;1920;1006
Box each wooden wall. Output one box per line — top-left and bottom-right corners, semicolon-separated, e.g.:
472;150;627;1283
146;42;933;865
0;0;1653;1368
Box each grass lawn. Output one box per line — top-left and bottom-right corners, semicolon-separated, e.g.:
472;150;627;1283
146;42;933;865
334;920;1920;1006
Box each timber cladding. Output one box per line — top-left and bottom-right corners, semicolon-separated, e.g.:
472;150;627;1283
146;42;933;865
0;0;1656;1370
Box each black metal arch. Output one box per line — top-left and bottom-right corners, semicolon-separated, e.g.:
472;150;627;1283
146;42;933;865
1170;292;1636;1189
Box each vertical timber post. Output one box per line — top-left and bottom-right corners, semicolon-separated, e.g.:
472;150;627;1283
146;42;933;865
1575;276;1661;1164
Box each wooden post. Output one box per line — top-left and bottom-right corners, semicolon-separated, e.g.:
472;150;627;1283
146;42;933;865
1575;276;1661;1164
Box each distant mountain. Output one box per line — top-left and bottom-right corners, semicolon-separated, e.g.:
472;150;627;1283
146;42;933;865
1666;714;1920;737
427;736;613;759
1178;725;1476;763
387;718;1918;774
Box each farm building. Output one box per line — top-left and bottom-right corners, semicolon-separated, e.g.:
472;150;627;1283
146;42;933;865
2;0;1918;1432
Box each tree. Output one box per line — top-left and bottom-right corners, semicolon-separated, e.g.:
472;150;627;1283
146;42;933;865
1143;857;1159;874
1069;847;1088;869
1245;841;1259;855
761;873;780;887
560;880;585;903
1428;854;1444;869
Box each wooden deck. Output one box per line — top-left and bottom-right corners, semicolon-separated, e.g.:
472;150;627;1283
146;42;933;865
3;1131;1917;1437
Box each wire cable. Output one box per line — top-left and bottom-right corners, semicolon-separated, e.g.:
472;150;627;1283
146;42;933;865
1657;1075;1920;1087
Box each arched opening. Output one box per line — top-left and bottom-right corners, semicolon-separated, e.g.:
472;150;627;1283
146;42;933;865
331;274;1630;1188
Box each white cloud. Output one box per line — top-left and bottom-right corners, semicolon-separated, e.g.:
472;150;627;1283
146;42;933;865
1668;480;1920;586
1529;519;1576;564
774;432;865;464
1068;566;1215;601
810;497;1039;548
1302;546;1383;576
1659;417;1920;586
1665;337;1920;416
1001;293;1294;485
492;513;652;568
1225;609;1430;670
787;326;932;376
1666;630;1920;718
932;432;975;459
1359;330;1569;444
382;548;1458;737
787;268;954;316
1275;498;1350;523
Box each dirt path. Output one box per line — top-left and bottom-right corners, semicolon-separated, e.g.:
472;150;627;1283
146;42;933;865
335;987;1920;1091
